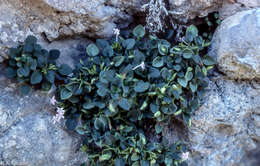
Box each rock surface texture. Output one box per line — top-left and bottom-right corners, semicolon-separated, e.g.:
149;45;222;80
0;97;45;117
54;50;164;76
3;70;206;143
0;73;87;166
188;77;260;166
211;9;260;80
187;9;260;166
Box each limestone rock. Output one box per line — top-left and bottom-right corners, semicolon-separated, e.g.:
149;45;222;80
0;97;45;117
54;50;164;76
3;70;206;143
0;0;142;62
210;9;260;80
188;77;260;166
0;75;87;166
168;0;260;21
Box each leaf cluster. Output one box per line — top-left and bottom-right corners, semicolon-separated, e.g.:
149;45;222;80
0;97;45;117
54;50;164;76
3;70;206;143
5;36;73;95
55;25;214;165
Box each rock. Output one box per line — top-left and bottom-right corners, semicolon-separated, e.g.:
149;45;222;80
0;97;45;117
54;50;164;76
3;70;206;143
210;9;260;80
168;0;260;21
0;0;142;62
187;77;260;166
0;75;88;166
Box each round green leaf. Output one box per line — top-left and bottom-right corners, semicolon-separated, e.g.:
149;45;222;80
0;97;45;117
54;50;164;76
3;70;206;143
177;77;188;88
45;70;56;83
30;71;42;84
113;56;125;67
25;35;37;44
58;64;72;76
60;88;73;100
134;81;150;92
123;38;135;49
118;98;131;111
152;57;164;68
202;56;215;65
49;49;60;60
133;25;145;38
86;43;99;56
115;158;125;166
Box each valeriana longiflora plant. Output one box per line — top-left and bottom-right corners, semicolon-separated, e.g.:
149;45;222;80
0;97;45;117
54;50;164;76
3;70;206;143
54;24;214;166
5;36;72;95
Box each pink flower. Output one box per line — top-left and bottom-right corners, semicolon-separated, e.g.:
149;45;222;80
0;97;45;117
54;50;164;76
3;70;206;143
113;28;120;42
50;96;57;105
52;107;65;124
181;152;189;161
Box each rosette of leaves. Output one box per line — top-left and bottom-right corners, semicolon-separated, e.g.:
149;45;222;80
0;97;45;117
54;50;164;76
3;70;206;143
5;35;72;95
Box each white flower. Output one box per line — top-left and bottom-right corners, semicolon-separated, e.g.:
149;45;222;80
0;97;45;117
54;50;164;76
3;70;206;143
52;107;65;124
113;28;120;42
181;152;189;161
133;61;146;70
50;96;57;105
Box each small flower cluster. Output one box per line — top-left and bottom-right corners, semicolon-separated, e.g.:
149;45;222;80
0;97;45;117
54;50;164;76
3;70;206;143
50;96;65;124
113;28;120;42
181;152;189;161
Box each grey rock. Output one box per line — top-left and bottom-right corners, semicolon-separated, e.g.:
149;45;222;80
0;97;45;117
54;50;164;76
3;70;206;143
0;0;142;62
187;77;260;166
0;75;88;166
168;0;260;21
210;9;260;80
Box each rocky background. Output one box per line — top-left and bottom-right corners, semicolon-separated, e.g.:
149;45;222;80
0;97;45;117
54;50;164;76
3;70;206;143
0;0;260;166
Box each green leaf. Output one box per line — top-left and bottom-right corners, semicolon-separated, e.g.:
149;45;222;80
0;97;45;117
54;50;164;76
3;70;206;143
45;70;55;83
189;82;198;92
25;35;37;44
113;56;125;67
30;59;37;70
42;82;52;91
30;71;42;84
118;98;131;111
94;116;107;131
49;49;60;60
115;158;125;166
86;44;99;56
5;67;17;78
202;56;215;65
66;116;78;130
83;102;95;110
58;64;72;76
177;77;187;88
152;57;164;68
182;49;193;59
17;67;29;77
23;44;33;53
134;81;149;92
155;123;162;134
102;46;114;57
131;153;139;161
133;25;145;38
185;25;198;42
19;84;31;95
97;87;108;97
123;38;135;49
60;88;73;100
99;152;112;161
185;71;193;81
154;111;161;118
96;39;110;48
